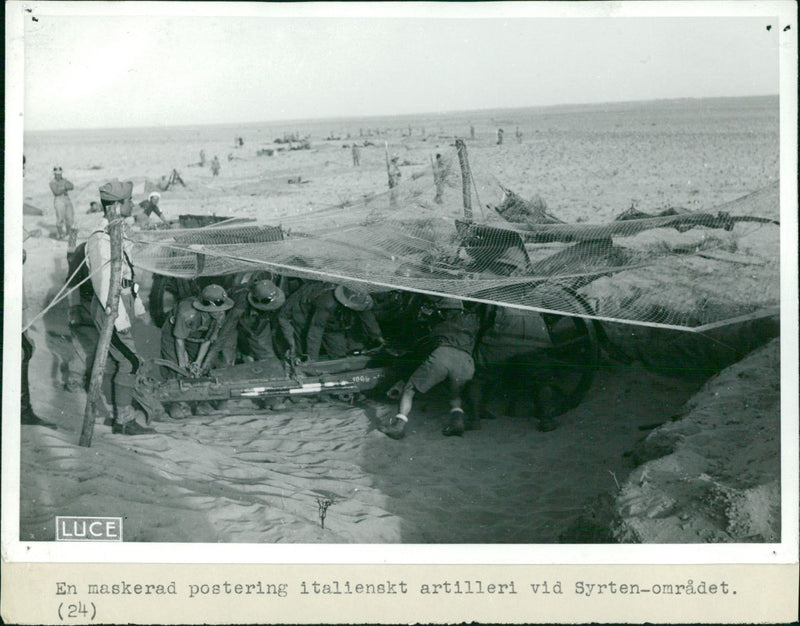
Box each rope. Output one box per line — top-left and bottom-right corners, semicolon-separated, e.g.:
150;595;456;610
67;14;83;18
21;260;109;333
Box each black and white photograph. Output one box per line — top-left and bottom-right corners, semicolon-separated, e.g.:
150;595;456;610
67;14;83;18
2;1;797;624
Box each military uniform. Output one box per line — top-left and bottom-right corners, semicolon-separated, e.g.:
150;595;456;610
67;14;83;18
50;172;75;239
160;297;228;371
85;195;152;433
278;282;382;361
407;311;479;394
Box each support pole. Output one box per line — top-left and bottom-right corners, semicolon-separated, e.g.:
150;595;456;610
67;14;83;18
455;139;473;222
79;207;123;447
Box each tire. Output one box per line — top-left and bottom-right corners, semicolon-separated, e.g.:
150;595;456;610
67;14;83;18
530;284;600;414
148;274;198;327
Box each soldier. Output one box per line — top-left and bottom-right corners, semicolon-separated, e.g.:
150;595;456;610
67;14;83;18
211;156;221;177
381;297;479;440
468;246;560;432
432;153;447;204
49;166;75;239
216;279;286;364
85;180;154;435
133;191;169;229
160;284;235;417
387;155;402;207
21;248;56;428
351;143;361;167
278;283;385;362
161;284;235;374
496;128;504;145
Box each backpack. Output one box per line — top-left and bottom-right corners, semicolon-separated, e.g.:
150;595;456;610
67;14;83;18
66;242;95;301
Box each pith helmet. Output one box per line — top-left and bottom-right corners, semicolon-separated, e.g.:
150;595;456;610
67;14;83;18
494;246;528;273
193;284;234;312
248;280;285;311
436;297;463;311
334;285;373;312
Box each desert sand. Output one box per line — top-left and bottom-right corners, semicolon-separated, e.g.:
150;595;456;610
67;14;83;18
17;96;782;543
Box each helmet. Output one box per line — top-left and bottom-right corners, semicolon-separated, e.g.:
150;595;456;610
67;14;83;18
494;246;528;274
193;284;234;312
248;280;285;311
436;297;463;311
334;285;373;311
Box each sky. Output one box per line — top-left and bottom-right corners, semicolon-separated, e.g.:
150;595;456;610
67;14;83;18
18;5;782;131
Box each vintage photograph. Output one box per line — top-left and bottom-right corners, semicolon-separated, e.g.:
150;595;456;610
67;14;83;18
5;2;794;554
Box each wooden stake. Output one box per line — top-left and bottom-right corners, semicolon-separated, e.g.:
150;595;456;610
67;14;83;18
455;139;473;222
79;206;123;447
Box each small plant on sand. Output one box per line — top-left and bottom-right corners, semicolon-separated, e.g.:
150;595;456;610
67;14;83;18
316;496;336;529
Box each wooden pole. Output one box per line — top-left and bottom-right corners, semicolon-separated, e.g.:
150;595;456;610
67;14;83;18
455;139;473;222
79;206;123;447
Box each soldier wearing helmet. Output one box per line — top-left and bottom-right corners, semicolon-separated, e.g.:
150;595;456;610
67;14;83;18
235;279;286;362
382;296;479;440
277;283;385;362
161;284;234;374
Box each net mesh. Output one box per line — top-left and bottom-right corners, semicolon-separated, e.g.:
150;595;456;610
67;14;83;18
128;143;780;332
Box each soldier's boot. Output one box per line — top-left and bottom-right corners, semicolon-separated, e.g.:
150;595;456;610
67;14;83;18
112;406;156;436
442;408;466;437
167;402;192;419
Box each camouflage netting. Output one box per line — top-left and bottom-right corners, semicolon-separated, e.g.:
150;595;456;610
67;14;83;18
127;143;781;332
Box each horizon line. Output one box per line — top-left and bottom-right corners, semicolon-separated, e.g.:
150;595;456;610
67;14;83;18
24;93;779;134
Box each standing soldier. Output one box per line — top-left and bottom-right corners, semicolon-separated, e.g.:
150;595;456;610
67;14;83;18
351;143;361;167
515;127;523;144
432;153;447;205
85;180;154;435
49;166;75;239
470;124;475;140
199;150;207;167
211;156;221;177
387;154;402;207
496;128;504;145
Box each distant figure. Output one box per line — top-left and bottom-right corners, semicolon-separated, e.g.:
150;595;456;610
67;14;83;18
211;156;221;177
23;154;26;177
388;154;402;207
432;153;447;205
49;166;75;240
134;191;169;228
515;127;523;144
496;128;504;145
238;136;244;147
351;143;361;167
470;125;475;140
200;150;207;167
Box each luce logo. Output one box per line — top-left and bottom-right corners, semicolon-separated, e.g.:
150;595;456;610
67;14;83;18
55;516;123;541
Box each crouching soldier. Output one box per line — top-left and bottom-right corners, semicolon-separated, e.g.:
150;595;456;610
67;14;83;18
160;284;234;417
278;283;385;362
238;279;286;361
214;279;287;365
381;297;479;440
85;180;154;435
